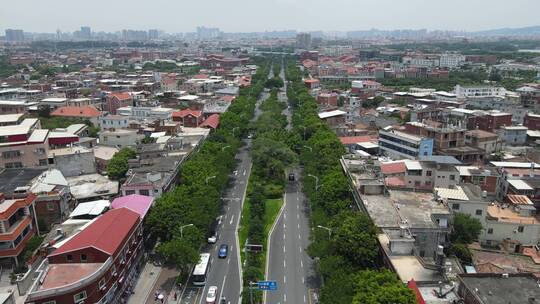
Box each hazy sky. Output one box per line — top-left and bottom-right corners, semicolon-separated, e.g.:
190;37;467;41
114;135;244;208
1;0;540;33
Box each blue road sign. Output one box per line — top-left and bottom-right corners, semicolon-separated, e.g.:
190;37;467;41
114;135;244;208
257;280;278;291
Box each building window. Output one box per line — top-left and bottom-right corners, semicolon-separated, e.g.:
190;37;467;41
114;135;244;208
450;175;455;181
139;189;150;196
99;278;106;290
67;254;73;262
518;226;524;233
475;209;482;216
488;228;493;234
47;202;55;211
452;203;460;210
426;171;432;177
39;159;48;166
73;290;87;303
125;190;136;195
81;254;87;262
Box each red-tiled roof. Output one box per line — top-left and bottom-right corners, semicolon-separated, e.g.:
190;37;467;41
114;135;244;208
200;114;220;129
51;106;101;118
339;136;374;145
108;92;132;101
172;109;203;118
49;208;140;257
304;79;320;84
381;162;407;175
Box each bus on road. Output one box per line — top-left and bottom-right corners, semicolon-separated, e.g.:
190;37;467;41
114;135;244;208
192;253;211;285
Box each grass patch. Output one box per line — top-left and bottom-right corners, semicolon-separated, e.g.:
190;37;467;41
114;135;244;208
239;196;251;263
264;198;283;236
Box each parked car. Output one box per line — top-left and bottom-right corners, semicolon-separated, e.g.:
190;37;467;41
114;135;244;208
206;286;218;303
208;231;218;244
219;297;227;304
288;173;295;181
218;244;229;258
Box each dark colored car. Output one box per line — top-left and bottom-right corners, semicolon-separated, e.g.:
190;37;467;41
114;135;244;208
218;244;228;258
288;173;295;181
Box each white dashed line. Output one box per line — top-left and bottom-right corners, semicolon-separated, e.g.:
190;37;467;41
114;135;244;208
301;260;304;268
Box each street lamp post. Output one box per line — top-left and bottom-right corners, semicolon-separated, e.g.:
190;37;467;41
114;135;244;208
307;174;320;191
316;225;332;240
221;145;230;152
232;127;239;137
179;224;194;239
205;175;216;185
303;145;312;152
301;126;307;141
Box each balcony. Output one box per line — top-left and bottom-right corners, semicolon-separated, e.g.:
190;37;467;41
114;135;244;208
0;224;34;258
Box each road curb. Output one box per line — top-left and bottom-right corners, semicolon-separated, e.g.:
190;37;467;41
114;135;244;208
263;191;287;304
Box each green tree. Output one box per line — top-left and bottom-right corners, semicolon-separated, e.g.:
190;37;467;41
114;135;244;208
106;148;136;180
332;212;378;268
352;270;416;304
447;243;473;264
157;238;199;274
451;213;483;244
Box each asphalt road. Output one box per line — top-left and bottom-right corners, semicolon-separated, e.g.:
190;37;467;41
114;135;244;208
265;64;318;304
178;79;269;304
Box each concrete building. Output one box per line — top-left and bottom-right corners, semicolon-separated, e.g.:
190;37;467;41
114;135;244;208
454;85;506;98
498;126;528;146
98;114;130;130
523;113;540;131
104;92;133;115
464;129;503;155
458;273;540;304
99;129;143;148
48;146;97;177
25;208;143;304
296;32;311;49
378;128;434;160
0;128;49;169
439;53;466;68
29;169;71;231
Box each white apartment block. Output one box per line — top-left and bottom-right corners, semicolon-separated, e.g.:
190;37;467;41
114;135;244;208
454;85;507;98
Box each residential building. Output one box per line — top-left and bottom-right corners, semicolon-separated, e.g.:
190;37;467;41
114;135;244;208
116;106;174;122
467;111;512;132
439;53;466;68
523;113;540;130
404;122;466;151
0;193;38;265
458;273;540;304
98;114;130;130
0;128;49;169
104;92;133;115
99;129;143;148
172;109;204;127
111;194;154;220
498;126;528;146
317;93;338;107
49;146;97;177
454;85;506;98
318;110;346;128
25;207;143;304
93;146;119;174
296;32;311;49
378;128;434;160
464;130;502;155
4;29;24;43
67;174;119;203
50;106;102;125
29;169;71;230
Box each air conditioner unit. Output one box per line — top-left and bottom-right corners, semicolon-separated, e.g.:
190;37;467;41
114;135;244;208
112;272;118;277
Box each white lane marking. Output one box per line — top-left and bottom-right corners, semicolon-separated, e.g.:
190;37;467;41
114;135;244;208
298;233;301;240
299;247;302;253
297;223;300;229
283;232;286;239
283;245;286;253
227;258;230;265
284;213;286;220
297;213;299;220
300;260;304;268
229;215;235;225
243;169;246;175
284;275;286;283
218;274;227;302
304;294;307;303
302;276;305;284
283;260;286;268
284;294;287;302
211;257;214;264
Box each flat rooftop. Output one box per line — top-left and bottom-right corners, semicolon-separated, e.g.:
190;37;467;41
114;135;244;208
361;190;449;229
460;274;540;304
39;263;102;290
0;168;46;194
487;204;539;225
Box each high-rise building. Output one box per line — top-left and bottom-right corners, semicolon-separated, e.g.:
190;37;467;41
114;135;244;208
148;29;159;40
80;26;92;40
5;29;24;42
296;32;311;50
196;26;220;40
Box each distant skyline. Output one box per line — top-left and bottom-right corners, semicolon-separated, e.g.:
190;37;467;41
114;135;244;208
1;0;540;33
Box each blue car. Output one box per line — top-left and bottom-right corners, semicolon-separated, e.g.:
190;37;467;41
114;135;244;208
218;244;228;258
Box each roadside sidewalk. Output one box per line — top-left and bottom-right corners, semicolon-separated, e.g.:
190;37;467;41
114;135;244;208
127;262;162;304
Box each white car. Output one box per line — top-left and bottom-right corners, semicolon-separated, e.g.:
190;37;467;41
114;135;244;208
206;286;218;304
207;233;217;244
